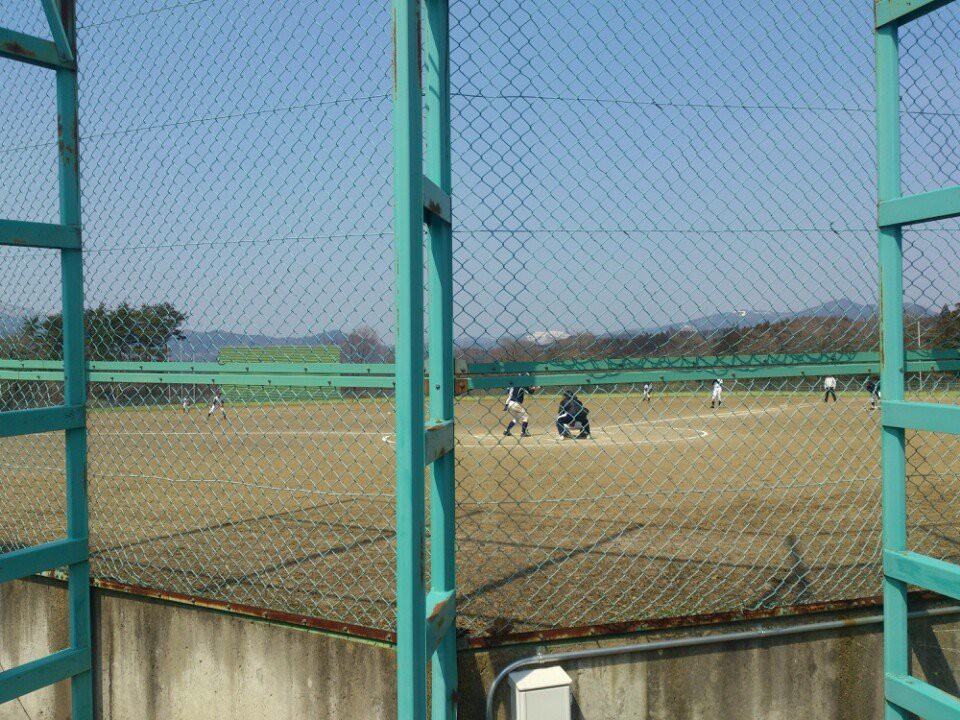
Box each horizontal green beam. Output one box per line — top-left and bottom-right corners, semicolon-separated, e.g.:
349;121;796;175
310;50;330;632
0;27;73;70
0;538;86;584
0;219;80;250
0;405;84;438
879;185;960;227
88;360;391;375
1;349;957;380
885;674;960;720
0;352;956;392
424;420;454;464
0;359;393;375
5;358;960;390
0;368;394;388
906;359;960;374
425;589;455;655
466;352;875;374
94;370;392;388
467;361;889;390
883;400;960;434
466;349;960;376
0;648;90;705
885;550;960;600
875;0;956;28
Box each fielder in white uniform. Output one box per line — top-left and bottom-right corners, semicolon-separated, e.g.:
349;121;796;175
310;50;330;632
207;386;226;418
823;376;838;403
642;383;652;402
710;378;723;409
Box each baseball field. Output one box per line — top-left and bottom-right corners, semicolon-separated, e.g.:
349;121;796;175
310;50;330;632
2;384;959;638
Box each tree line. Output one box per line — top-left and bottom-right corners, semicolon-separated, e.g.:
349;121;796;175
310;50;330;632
1;303;188;361
459;305;960;364
4;302;960;367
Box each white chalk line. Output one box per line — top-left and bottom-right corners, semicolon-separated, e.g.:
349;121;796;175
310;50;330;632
610;401;820;430
99;429;383;437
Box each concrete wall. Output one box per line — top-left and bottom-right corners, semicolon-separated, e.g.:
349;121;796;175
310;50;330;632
465;606;960;720
0;579;395;720
4;578;960;720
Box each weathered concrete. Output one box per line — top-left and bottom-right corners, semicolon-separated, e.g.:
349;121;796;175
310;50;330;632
462;604;960;720
4;578;960;720
1;578;395;720
0;577;70;719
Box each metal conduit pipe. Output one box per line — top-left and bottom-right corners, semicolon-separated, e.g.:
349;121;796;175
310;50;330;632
485;605;960;720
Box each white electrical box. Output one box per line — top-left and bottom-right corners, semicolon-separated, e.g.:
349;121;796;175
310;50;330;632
508;666;572;720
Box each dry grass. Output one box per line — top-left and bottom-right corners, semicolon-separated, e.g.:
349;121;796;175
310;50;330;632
2;387;959;638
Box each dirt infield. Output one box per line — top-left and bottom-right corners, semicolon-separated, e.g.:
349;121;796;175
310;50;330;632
2;386;959;638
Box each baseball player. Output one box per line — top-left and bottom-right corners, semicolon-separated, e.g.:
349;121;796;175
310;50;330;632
866;378;880;410
710;378;723;409
503;381;539;437
642;383;652;403
823;376;838;403
556;389;591;439
182;395;192;412
207;385;226;419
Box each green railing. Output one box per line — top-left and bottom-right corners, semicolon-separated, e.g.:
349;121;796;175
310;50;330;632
0;1;92;716
876;2;960;718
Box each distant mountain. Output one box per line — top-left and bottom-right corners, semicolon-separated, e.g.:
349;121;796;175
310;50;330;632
524;330;572;346
636;298;933;337
795;298;930;319
170;329;349;361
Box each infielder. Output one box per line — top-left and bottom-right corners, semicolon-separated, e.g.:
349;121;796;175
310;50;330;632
710;378;723;409
182;395;192;412
866;378;880;410
207;385;226;419
556;389;591;439
642;383;652;402
503;382;539;437
823;376;837;403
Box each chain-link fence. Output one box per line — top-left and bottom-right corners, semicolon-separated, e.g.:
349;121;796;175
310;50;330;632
1;0;959;642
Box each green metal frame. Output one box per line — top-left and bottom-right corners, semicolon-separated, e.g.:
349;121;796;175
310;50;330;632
876;2;960;718
394;0;456;718
0;1;92;717
2;349;960;394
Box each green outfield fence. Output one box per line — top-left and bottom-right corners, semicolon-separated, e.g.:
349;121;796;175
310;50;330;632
217;346;342;403
3;1;960;718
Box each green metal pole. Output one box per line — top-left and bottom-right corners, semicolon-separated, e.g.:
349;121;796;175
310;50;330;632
876;22;909;720
393;0;426;716
424;0;456;718
56;0;92;713
57;15;93;720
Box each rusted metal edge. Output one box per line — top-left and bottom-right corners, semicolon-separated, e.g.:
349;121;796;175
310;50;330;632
89;577;397;645
458;593;945;650
27;572;944;651
422;176;452;223
425;377;469;396
0;28;74;70
424;419;455;464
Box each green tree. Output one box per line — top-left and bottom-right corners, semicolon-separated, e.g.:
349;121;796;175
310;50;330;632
19;302;187;361
934;303;960;349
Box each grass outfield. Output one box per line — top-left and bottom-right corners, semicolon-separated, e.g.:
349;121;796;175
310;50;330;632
2;389;960;637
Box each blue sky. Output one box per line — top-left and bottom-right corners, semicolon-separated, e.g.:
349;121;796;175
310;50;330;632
1;1;959;351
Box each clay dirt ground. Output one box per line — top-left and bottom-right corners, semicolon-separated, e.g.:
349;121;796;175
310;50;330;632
2;387;959;638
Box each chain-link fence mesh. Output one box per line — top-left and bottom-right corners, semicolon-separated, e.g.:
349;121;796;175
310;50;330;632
1;0;959;641
899;7;960;578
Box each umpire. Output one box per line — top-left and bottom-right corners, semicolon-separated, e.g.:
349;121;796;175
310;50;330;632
557;389;591;439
